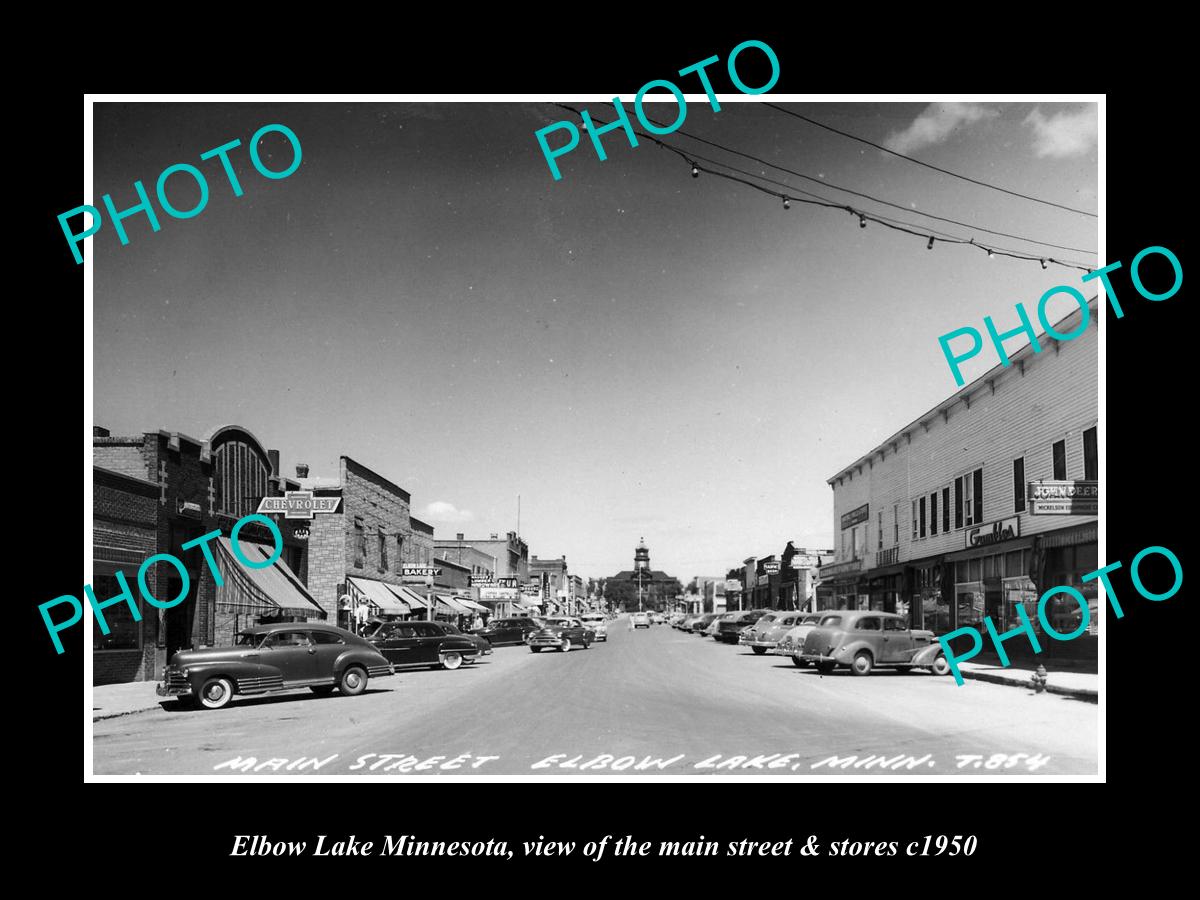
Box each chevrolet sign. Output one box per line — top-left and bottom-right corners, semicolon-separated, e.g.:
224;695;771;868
256;491;342;520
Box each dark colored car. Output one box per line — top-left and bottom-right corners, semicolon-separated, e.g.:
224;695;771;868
528;617;596;652
156;622;394;710
690;613;721;634
368;620;491;670
798;611;950;676
473;617;546;647
717;609;767;643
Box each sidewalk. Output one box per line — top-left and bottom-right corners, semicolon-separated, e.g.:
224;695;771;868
92;681;167;721
957;662;1098;702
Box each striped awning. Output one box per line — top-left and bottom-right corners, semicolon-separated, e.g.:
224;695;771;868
347;576;411;615
436;594;471;615
457;597;488;612
214;538;326;619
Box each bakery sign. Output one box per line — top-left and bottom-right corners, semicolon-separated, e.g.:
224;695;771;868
966;516;1020;549
1028;480;1098;515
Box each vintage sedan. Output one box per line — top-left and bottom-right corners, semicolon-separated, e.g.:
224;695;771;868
718;609;767;644
741;611;806;654
580;613;609;641
690;613;721;634
156;622;394;710
798;611;951;676
528;617;596;652
473;616;545;647
770;614;826;666
368;620;491;670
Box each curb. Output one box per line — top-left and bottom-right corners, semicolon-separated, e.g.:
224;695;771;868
960;669;1098;703
92;703;166;722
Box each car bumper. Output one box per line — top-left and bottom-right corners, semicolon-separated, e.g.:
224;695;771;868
799;654;838;665
770;645;797;656
156;681;192;697
528;636;568;647
738;637;777;648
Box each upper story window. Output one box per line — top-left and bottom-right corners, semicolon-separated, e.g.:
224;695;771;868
354;517;366;568
1052;439;1067;480
214;438;270;519
378;528;388;572
1083;427;1097;481
957;467;983;528
1013;457;1026;513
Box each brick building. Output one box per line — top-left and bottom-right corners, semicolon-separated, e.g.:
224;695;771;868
820;298;1098;661
91;424;321;685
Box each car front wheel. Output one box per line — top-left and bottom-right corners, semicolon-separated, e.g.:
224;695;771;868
531;646;542;653
560;638;571;652
816;661;836;675
792;656;809;668
199;676;234;710
751;646;767;655
440;651;463;670
931;655;951;676
339;665;368;696
850;652;873;677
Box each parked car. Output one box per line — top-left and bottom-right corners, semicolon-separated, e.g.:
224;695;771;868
738;611;778;646
474;616;546;647
690;613;721;634
740;611;805;654
156;623;394;710
651;613;666;625
528;617;596;652
705;614;731;638
718;609;767;643
677;614;699;631
631;612;651;629
580;613;608;642
797;611;951;676
770;614;825;666
368;620;491;670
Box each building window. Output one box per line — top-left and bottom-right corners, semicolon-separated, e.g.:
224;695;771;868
397;534;404;564
378;529;388;572
973;468;983;524
941;487;950;532
929;492;938;536
91;569;142;650
354;518;366;568
911;500;918;540
1013;457;1026;513
1083;426;1097;481
954;478;963;529
959;468;983;528
877;511;883;550
893;503;899;545
919;496;926;539
1053;439;1067;480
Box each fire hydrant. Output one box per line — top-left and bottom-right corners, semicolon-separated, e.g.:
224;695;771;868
1030;664;1048;694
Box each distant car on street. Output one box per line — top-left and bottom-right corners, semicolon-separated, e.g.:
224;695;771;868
368;620;491;670
631;612;651;629
798;611;950;676
740;611;804;654
717;609;767;643
651;613;666;625
770;614;825;666
528;617;596;652
580;613;608;641
690;613;721;634
156;622;394;710
473;617;546;647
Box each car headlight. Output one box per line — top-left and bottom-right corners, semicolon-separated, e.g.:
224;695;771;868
180;668;190;677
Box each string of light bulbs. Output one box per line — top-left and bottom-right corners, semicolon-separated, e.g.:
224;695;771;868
553;105;1094;274
561;104;1095;257
760;102;1099;219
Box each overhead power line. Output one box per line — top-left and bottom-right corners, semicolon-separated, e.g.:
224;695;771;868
552;105;1094;274
761;102;1099;219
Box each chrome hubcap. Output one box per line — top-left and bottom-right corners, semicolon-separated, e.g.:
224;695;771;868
346;672;361;688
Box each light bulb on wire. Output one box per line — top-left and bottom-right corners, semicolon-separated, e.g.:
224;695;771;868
691;165;699;178
927;236;935;250
1040;259;1048;270
782;197;790;210
987;248;995;259
859;215;867;229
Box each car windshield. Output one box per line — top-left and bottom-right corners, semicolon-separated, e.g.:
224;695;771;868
819;615;844;627
802;615;821;625
545;619;571;628
235;633;265;647
582;616;604;623
758;615;776;624
442;624;461;634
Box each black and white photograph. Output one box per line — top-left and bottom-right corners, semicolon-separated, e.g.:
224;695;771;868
71;91;1115;781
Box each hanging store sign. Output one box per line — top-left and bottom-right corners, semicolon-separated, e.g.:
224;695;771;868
762;561;781;575
256;490;341;520
1028;480;1098;515
402;566;442;577
480;586;519;601
840;504;869;530
966;516;1020;548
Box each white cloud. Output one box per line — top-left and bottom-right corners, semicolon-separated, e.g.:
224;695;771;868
884;103;998;155
1024;105;1097;158
422;500;474;523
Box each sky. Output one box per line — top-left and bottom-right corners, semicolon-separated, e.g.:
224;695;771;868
91;99;1098;582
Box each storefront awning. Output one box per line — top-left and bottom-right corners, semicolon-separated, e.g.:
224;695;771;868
347;576;410;615
457;597;488;612
215;538;326;619
388;583;431;612
436;594;471;615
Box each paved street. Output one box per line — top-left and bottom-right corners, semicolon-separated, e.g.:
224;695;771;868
93;619;1097;776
